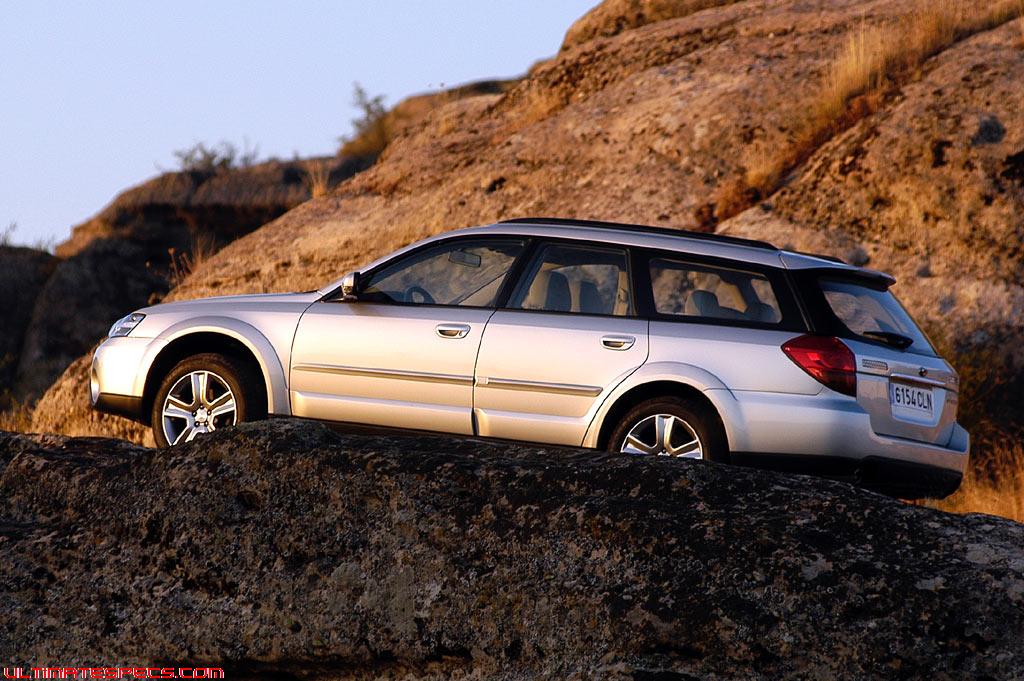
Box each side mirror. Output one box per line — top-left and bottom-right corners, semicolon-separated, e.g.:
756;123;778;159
340;271;362;301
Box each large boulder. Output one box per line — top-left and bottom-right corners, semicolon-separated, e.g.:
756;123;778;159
1;419;1022;677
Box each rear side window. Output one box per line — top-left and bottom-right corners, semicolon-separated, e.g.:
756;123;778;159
819;278;934;355
649;258;784;325
508;243;634;316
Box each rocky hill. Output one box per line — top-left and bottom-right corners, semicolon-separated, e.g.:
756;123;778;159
2;419;1023;677
29;0;1024;459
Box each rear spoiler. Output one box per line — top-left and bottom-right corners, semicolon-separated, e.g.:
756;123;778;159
779;252;896;288
804;266;897;289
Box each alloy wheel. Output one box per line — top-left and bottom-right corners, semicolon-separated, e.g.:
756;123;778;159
620;413;703;458
161;370;237;445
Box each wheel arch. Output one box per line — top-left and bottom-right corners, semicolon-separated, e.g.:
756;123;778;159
140;319;287;419
585;362;735;451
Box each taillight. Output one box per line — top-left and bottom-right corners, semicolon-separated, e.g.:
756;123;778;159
781;335;857;397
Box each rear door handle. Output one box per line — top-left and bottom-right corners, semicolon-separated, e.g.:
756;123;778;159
436;323;471;339
601;335;635;350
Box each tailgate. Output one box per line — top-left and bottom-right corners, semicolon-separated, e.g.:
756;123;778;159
850;340;959;446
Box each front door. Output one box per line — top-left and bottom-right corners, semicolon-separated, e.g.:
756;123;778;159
290;236;527;434
474;241;649;445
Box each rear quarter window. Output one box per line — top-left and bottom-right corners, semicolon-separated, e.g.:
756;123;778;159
648;258;786;326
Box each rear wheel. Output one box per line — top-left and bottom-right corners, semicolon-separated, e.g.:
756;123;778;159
608;397;728;463
151;353;265;447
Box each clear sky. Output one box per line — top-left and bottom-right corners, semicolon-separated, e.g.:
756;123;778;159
0;1;594;248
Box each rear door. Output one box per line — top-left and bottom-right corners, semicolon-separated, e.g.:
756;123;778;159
808;275;958;446
473;241;648;446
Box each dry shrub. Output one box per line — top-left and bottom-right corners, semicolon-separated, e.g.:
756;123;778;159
305;161;330;199
338;84;390;159
168;232;219;288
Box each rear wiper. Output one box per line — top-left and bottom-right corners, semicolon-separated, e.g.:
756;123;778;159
862;330;914;349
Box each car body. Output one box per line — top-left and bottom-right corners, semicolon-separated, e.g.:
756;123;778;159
92;218;969;498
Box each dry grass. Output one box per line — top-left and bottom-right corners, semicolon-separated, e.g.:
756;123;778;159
818;0;1023;123
168;232;218;288
305;161;330;199
0;399;34;433
928;441;1024;522
1019;1;1024;47
712;0;1024;223
916;330;1024;522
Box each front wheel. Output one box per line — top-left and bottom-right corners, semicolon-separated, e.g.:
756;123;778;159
151;353;265;447
608;397;728;463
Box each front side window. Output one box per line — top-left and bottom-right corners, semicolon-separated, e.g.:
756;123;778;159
819;278;935;355
361;238;526;306
649;258;784;325
508;243;633;316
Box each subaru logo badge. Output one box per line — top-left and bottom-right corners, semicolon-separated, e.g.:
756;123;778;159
918;367;928;377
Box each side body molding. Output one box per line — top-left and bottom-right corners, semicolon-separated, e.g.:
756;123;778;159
581;361;738;449
136;316;291;415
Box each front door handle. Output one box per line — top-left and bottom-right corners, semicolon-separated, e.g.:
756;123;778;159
436;323;471;339
601;334;635;350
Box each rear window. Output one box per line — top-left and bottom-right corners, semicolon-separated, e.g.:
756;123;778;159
819;278;935;355
649;258;784;325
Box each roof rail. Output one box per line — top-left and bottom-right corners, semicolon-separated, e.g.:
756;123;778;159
794;251;847;265
497;217;778;251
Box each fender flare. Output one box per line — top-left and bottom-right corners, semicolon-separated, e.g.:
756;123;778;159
582;361;739;449
136;316;289;415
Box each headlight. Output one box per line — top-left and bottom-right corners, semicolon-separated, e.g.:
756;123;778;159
108;312;146;338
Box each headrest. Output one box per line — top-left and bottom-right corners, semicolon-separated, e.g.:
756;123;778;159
685;290;721;317
578;280;606;315
545;271;571;312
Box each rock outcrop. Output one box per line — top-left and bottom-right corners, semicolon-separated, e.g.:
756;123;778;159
560;0;741;50
1;419;1023;677
0;246;57;403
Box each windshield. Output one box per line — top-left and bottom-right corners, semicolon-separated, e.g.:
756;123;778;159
819;278;935;356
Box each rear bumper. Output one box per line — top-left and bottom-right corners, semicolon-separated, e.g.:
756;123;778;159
730;452;963;499
707;388;969;498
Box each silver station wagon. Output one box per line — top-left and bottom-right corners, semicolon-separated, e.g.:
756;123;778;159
92;218;969;498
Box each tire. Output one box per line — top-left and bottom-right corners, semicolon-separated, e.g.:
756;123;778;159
607;397;729;463
151;353;266;448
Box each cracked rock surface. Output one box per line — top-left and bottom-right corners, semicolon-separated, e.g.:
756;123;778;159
2;419;1022;678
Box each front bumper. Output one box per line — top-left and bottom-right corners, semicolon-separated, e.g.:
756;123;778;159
707;388;969;499
91;336;159;422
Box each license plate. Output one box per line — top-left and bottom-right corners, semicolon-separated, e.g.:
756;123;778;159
890;382;934;419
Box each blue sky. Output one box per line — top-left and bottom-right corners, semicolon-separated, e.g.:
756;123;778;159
0;1;594;247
